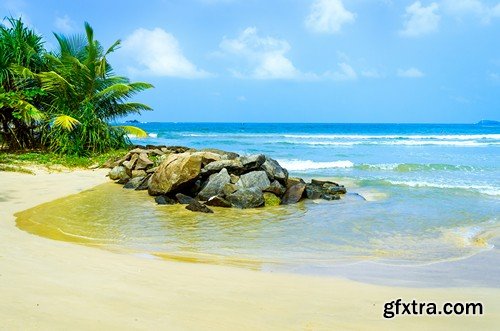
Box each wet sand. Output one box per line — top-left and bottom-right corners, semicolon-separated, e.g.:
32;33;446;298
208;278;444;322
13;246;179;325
0;169;498;330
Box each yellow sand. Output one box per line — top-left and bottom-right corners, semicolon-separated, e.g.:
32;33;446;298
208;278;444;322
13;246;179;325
0;169;498;330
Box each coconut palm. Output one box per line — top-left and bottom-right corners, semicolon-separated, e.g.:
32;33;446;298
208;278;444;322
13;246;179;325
35;22;153;155
0;17;46;149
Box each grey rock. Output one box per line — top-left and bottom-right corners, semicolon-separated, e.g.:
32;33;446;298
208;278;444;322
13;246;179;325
175;193;196;204
261;157;288;183
198;168;231;201
222;183;238;197
321;194;340;201
123;176;145;189
236;171;270;191
205;196;232;208
135;174;151;191
227;187;264;209
155;195;177;205
264;180;286;196
311;179;340;186
282;183;306;205
323;183;347;195
305;184;323;199
239;154;266;171
186;200;214;213
200;148;239;160
201;159;243;175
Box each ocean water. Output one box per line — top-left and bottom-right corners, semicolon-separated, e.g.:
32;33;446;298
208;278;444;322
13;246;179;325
16;123;500;278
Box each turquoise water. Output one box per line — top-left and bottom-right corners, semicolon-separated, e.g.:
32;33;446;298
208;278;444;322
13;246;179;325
16;123;500;276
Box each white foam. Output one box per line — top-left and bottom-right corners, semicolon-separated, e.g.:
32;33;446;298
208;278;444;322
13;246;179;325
148;133;158;138
278;159;354;171
386;180;500;196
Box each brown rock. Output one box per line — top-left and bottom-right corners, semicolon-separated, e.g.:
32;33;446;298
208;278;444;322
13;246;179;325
131;169;147;178
205;196;232;208
286;177;305;190
282;183;306;204
135;153;154;170
148;152;203;195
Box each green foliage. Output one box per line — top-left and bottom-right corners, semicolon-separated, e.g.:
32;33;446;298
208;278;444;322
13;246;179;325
0;17;153;155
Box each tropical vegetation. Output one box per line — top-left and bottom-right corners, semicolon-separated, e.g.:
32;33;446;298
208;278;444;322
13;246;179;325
0;17;153;156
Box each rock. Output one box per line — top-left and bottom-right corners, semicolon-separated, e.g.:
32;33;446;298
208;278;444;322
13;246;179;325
146;167;158;174
129;148;150;154
186;200;214;213
191;151;222;166
282;183;306;204
263;192;281;207
148;152;203;195
222;183;238;196
264;180;286;196
227;187;264;209
150;149;165;156
305;184;323;199
163;146;190;154
131;169;147;178
239;154;266;171
135;153;154;170
88;163;100;169
135;175;151;191
323;183;347;195
124;176;145;189
109;166;128;181
198;168;231;201
200;148;239;160
155;195;177;205
343;192;366;202
230;174;239;184
205;196;232;208
321;194;340;201
175;193;195;204
261;157;288;183
311;179;340;186
286;177;305;190
236;171;270;191
201;159;244;175
122;154;138;171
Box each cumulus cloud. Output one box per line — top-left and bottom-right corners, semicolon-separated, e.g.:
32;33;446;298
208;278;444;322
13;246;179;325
400;1;440;37
305;0;355;34
122;28;209;78
54;15;75;33
397;67;425;78
219;27;301;79
325;63;358;81
442;0;500;23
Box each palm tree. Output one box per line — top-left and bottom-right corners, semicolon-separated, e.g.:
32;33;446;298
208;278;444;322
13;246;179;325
36;22;154;155
0;17;46;150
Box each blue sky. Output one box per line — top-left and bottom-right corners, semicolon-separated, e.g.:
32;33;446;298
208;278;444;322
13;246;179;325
2;0;500;123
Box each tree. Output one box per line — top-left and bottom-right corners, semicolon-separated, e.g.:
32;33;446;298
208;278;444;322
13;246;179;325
0;17;46;150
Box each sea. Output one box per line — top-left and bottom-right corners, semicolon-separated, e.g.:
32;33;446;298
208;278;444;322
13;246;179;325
16;122;500;286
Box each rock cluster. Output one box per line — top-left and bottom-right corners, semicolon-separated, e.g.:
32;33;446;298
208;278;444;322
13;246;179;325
106;145;347;213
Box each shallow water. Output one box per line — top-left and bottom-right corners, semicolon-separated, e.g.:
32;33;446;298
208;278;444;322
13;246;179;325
15;123;500;278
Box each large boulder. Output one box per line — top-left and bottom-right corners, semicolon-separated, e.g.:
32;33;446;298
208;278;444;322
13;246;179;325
239;154;266;172
261;157;288;183
236;171;270;191
148;152;203;195
282;183;306;204
198;168;231;201
191;151;222;166
201;159;244;175
227;187;264;209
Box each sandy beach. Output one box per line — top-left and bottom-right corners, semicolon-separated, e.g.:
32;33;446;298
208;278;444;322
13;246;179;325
0;169;499;330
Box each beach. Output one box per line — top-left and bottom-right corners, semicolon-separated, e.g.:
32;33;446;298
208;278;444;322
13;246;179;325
1;168;499;330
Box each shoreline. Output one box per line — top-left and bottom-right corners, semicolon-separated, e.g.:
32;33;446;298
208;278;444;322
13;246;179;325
1;169;499;330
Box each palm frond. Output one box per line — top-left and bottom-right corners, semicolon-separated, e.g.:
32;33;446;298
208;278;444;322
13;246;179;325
52;115;80;131
117;125;148;138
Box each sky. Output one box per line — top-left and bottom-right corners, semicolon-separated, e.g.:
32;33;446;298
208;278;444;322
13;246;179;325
2;0;500;123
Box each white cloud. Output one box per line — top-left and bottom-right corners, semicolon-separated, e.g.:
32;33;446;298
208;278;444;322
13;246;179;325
442;0;500;23
361;69;383;78
398;67;425;78
305;0;355;34
54;15;75;33
325;62;358;81
219;27;301;79
400;1;440;37
122;28;209;78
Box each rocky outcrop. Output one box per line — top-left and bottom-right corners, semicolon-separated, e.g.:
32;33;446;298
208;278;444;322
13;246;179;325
107;145;350;212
